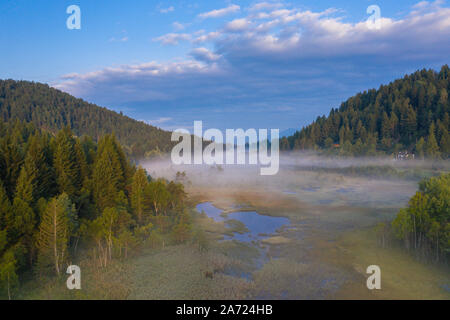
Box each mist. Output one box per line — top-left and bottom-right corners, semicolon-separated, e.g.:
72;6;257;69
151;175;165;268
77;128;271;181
140;152;448;191
135;152;450;299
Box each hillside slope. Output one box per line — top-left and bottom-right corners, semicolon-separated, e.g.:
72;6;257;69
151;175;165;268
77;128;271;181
0;80;173;158
282;65;450;158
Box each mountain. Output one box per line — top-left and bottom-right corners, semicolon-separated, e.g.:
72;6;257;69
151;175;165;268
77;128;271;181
280;128;297;138
281;65;450;158
0;80;174;159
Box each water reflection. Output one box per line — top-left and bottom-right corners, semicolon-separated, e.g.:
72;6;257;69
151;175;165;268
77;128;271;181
196;202;290;242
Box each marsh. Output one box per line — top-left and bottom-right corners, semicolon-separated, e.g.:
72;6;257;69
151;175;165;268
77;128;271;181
138;153;450;299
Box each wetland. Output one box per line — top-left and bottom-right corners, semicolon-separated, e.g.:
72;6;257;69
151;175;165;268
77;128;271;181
136;154;450;299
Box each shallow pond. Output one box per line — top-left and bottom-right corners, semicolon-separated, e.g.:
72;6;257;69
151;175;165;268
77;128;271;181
196;202;225;222
196;202;290;242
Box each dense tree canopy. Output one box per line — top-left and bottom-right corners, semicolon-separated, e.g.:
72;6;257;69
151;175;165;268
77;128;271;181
282;65;450;158
0;120;189;298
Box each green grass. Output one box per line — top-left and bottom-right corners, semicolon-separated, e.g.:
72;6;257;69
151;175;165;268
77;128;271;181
15;258;133;300
128;244;252;300
331;229;450;299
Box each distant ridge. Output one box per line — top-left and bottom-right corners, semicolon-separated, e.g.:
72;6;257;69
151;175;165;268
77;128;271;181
0;80;174;158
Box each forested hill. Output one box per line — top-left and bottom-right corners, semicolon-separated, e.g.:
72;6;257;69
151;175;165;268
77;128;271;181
281;65;450;158
0;80;173;159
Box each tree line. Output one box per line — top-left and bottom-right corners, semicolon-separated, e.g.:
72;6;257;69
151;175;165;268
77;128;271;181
0;80;175;159
376;173;449;264
281;65;450;158
0;120;190;299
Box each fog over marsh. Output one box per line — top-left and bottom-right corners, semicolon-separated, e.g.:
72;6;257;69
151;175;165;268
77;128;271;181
139;153;449;299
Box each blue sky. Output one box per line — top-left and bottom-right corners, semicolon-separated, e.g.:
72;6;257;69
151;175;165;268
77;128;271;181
1;0;449;132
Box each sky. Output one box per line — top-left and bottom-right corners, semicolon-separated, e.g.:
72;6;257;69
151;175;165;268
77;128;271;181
0;0;449;132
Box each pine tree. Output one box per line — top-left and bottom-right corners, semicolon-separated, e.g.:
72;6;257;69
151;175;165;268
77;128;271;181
1;141;23;199
339;126;345;145
0;183;11;230
415;137;425;160
74;140;88;186
93;143;121;212
15;166;34;205
10;168;36;240
53;127;81;197
381;112;391;139
401;104;417;145
130;167;149;225
9;197;35;266
425;122;440;159
97;135;128;188
438;88;448;107
13;168;38;265
280;137;290;150
23;136;54;200
439;129;450;158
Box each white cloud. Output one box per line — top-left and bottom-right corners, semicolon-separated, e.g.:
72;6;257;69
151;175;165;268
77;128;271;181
160;6;174;13
413;0;445;9
206;4;450;60
172;22;188;31
55;2;450;130
190;47;222;63
249;2;283;12
198;4;240;19
109;36;128;42
153;33;191;45
54;60;221;99
194;31;221;43
225;18;251;32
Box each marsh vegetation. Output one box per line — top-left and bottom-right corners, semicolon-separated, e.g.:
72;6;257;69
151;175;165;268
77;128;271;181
138;154;449;299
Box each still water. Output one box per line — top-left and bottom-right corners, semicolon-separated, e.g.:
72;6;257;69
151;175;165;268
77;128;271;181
196;202;290;242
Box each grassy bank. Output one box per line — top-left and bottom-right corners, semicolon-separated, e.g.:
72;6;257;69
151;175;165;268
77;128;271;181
328;229;450;299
